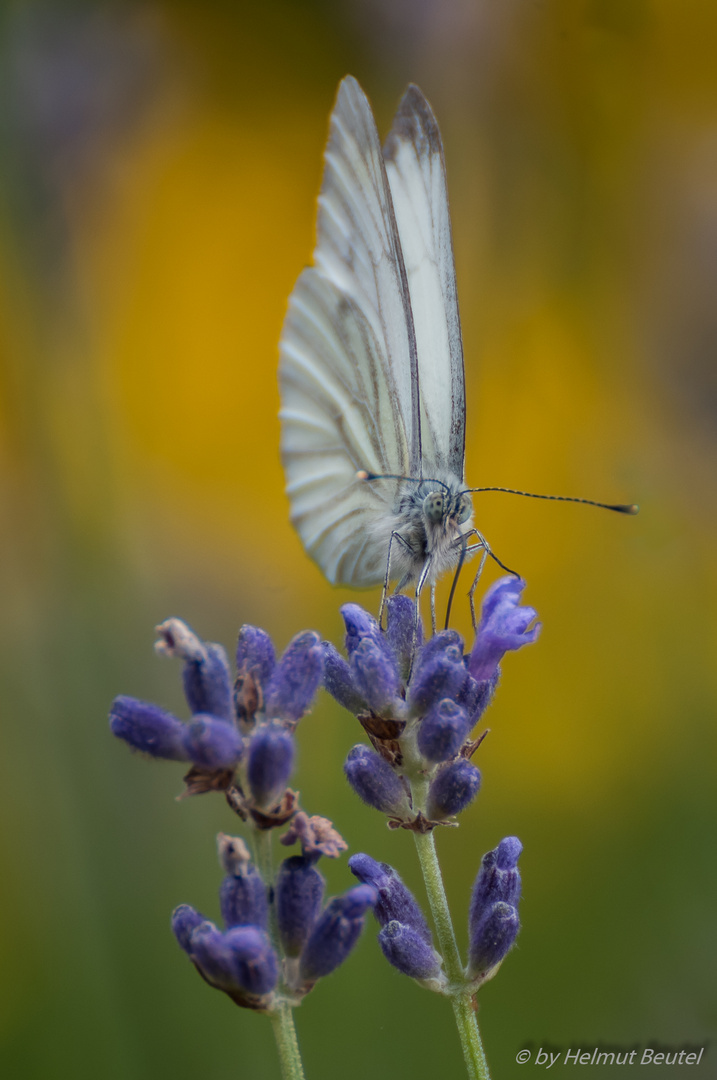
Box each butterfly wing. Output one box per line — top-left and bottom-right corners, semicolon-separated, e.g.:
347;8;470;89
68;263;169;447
383;85;466;480
279;76;422;585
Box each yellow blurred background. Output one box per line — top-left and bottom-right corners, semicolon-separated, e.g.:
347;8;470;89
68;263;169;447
1;2;715;1078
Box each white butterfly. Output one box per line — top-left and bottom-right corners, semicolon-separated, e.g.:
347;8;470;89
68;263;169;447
278;76;484;627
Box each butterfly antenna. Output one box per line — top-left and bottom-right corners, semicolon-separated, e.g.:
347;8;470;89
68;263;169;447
463;486;639;515
358;470;451;494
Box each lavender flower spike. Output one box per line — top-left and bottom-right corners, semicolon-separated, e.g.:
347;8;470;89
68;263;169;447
468;576;541;682
276;854;326;958
299;884;377;982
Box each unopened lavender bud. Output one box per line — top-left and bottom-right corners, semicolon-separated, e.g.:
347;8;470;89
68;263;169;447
186;922;235;989
469;837;522;924
344;745;410;817
348;853;432;944
417;699;470;763
299;884;377;982
236;625;276;689
182;715;243;771
386;594;422;680
426;758;481;820
109;696;190;761
155;619;233;722
225;926;279;995
183;643;233;722
276;855;326;957
171;904;207;953
219;864;269;931
378;921;442;980
350;637;401;715
467;901;520;978
322;642;367;714
411;630;462;680
247;723;295;808
341;603;383;656
190;924;278;996
457;672;497;725
264;631;324;723
407;645;467;717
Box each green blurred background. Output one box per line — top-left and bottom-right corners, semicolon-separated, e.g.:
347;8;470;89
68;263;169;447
1;1;715;1077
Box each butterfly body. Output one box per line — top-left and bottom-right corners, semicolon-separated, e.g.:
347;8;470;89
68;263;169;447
280;77;474;597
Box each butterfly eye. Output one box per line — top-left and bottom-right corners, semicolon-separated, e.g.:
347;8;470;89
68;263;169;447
423;492;445;524
456;496;472;524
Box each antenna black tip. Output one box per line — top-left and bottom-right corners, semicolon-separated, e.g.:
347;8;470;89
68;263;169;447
611;503;640;515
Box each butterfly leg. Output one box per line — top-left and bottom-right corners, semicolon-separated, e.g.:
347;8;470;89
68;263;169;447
379;531;414;629
414;556;433;642
430;585;437;634
468;545;489;632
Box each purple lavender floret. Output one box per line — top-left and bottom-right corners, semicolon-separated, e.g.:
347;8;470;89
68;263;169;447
467;837;523;978
344;745;410;817
378;921;442;980
182;715;244;771
341;603;386;657
219;864;269;931
182;641;233;723
427;758;482;820
469;837;522;924
247;722;295;809
154;619;233;722
350;636;402;715
235;625;276;690
348;853;432;945
385;594;422;680
264;630;324;724
468;577;541;682
417;699;471;763
407;643;468;717
109;696;189;761
321;642;368;715
276;854;326;958
189;923;279;996
467;902;520;978
171;904;206;953
299;884;377;982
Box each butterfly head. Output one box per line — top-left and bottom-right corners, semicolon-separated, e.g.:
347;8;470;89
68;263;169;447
421;483;472;530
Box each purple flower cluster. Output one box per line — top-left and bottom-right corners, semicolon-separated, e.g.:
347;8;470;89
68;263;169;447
172;833;376;1010
325;577;540;826
109;618;325;817
350;837;522;987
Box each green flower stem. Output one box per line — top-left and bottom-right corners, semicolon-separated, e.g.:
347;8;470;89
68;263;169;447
410;780;491;1080
269;1002;306;1080
253;829;306;1080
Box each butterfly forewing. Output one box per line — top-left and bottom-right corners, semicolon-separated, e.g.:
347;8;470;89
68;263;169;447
279;77;422;586
383;85;466;480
